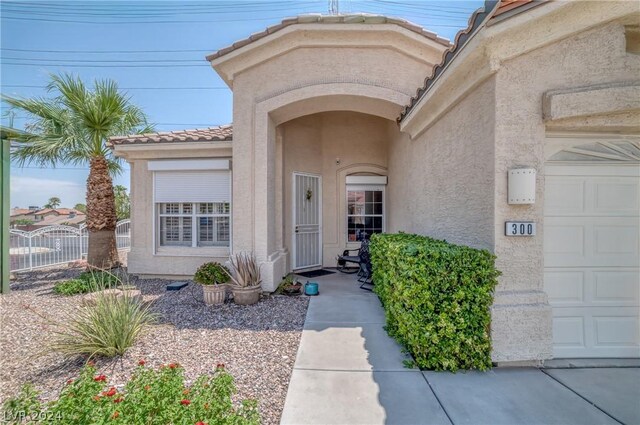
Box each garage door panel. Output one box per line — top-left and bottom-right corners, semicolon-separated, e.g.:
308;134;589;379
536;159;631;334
594;180;639;214
552;307;640;357
546;174;639;217
544;217;639;268
547;268;639;307
594;271;640;304
552;316;585;348
544;270;584;304
545;162;640;358
545;178;585;215
593;315;639;347
594;224;639;265
544;222;584;265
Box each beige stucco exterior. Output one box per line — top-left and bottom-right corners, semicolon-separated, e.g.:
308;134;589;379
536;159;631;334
115;143;232;277
114;3;640;363
281;111;395;268
399;2;640;362
212;24;448;292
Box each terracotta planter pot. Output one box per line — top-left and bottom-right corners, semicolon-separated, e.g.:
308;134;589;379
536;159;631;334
202;284;227;306
231;285;261;305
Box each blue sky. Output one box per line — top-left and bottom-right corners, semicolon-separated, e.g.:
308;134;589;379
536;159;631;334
1;0;483;209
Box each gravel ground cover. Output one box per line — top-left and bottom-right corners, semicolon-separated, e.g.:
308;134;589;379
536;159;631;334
0;265;309;424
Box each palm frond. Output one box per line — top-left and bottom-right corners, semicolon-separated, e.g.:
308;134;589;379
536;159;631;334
2;72;153;175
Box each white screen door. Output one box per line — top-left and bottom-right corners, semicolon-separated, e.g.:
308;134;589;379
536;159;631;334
293;172;322;270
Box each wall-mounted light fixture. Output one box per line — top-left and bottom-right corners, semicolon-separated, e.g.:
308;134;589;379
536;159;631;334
508;168;536;204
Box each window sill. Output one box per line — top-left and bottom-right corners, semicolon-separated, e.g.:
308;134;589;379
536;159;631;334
155;246;230;258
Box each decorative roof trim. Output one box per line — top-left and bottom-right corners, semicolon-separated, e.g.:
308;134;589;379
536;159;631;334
108;125;232;147
205;14;451;62
398;0;500;123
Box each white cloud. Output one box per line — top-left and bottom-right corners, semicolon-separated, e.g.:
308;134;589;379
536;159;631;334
10;176;86;208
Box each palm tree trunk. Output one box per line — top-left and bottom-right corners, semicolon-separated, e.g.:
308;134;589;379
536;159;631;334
86;156;119;268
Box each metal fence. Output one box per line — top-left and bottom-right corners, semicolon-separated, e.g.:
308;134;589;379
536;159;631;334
9;219;131;272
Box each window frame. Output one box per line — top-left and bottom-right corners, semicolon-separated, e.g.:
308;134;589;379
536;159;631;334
157;202;230;248
346;184;385;243
151;165;232;256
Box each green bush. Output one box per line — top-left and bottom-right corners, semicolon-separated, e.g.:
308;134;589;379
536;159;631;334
370;233;500;371
51;291;156;359
2;362;260;425
193;262;230;285
54;271;120;295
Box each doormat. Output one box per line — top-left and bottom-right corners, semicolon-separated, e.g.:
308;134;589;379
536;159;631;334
296;269;336;278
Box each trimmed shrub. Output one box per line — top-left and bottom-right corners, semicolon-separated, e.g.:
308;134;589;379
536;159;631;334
193;262;230;285
54;271;120;296
370;233;500;371
2;363;260;424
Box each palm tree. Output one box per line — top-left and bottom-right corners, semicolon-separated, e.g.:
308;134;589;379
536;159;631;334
2;73;152;268
113;185;130;220
44;196;61;209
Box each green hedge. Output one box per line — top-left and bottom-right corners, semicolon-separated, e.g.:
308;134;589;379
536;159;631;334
370;233;500;371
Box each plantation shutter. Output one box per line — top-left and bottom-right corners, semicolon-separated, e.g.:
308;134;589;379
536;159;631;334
154;170;230;203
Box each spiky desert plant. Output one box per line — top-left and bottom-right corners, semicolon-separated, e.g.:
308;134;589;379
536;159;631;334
2;73;153;268
51;274;155;358
226;252;262;288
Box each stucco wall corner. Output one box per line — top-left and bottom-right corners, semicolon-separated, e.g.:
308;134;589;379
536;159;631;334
491;300;553;363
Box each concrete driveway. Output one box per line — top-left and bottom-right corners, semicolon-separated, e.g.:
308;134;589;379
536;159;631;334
280;272;640;425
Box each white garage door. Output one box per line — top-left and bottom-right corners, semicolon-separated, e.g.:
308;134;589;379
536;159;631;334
544;160;640;358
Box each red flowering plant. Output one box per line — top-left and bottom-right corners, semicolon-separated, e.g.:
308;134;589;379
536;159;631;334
2;362;259;424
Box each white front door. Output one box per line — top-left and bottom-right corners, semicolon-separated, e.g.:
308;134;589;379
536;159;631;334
293;172;322;270
544;163;640;358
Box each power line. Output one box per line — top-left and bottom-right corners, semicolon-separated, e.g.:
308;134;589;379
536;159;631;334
2;62;211;68
0;15;312;25
1;47;213;53
1;56;208;63
2;85;229;90
1;1;317;11
0;4;321;17
0;7;468;27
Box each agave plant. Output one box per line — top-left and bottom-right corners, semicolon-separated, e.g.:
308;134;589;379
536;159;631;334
226;252;262;289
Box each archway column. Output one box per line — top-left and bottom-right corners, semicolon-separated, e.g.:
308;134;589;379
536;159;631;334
233;83;409;291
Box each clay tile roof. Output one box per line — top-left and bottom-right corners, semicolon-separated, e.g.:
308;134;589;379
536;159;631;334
10;208;32;216
205;14;451;62
398;1;500;123
108;124;233;147
493;0;535;17
398;0;545;123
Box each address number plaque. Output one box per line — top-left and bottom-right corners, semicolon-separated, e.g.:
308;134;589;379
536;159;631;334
505;221;536;236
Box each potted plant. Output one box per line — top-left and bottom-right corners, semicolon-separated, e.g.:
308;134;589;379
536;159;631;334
225;252;262;305
194;262;230;306
276;274;302;296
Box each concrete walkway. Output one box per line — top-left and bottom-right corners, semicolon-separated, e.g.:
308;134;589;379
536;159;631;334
280;273;640;425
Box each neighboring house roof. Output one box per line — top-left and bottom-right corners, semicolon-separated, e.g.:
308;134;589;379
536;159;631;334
108;125;233;146
48;208;84;216
205;13;452;62
38;213;86;226
10;208;32;217
31;208;59;216
398;0;545;123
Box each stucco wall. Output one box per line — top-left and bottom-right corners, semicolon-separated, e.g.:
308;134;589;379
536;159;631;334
124;147;232;278
280;111;392;269
387;77;496;251
388;20;639;363
221;26;447;290
489;22;640;362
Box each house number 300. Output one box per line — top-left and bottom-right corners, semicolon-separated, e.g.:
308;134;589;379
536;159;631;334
505;221;536;236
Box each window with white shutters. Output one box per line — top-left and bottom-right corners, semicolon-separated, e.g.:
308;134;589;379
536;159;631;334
153;168;231;248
